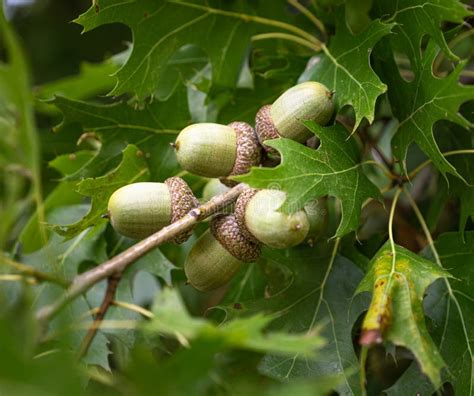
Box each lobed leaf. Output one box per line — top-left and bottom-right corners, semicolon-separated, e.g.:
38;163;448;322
236;122;382;237
302;11;394;129
356;242;450;388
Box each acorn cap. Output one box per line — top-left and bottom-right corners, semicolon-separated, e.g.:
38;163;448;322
220;121;262;187
255;105;280;153
242;189;310;248
165;176;200;244
234;187;260;244
210;214;261;263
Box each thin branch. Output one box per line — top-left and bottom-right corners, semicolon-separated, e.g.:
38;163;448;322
0;255;69;288
0;274;35;284
36;183;248;327
77;271;123;359
408;149;474;180
402;188;441;266
251;32;321;51
112;300;154;319
287;0;326;38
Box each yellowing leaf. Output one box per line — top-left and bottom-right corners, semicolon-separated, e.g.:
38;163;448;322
356;242;450;388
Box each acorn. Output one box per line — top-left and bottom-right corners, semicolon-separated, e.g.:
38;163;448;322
235;188;310;248
202;178;231;202
174;121;261;185
184;214;261;292
255;81;334;151
107;177;199;243
304;197;328;244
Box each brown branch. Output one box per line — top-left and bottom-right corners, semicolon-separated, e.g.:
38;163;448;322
77;271;123;359
35;183;248;327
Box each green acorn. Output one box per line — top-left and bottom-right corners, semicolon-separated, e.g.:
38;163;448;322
107;177;199;243
174;122;261;185
255;82;334;151
235;188;310;248
202;178;231;202
184;214;261;292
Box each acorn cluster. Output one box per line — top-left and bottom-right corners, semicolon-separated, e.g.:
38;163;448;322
107;82;333;292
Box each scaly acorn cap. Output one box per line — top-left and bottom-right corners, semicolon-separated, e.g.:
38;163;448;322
210;214;261;263
174;122;261;180
107;177;198;243
184;214;261;292
220;121;262;187
255;82;334;152
165;176;200;244
234;187;260;244
235;189;310;248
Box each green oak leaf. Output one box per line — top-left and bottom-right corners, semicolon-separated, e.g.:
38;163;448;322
18;150;93;252
215;241;369;395
53;144;149;238
34;59;118;115
384;232;474;395
423;232;474;395
52;90;188;180
374;0;472;68
430;122;474;231
376;39;474;179
236;122;382;237
75;0;321;100
144;288;325;357
356;242;450;389
302;12;394;129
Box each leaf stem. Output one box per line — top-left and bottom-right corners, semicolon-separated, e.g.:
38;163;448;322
286;0;326;38
388;188;403;277
35;183;248;327
408;149;474;180
402;189;440;265
112;300;154;319
167;0;322;46
359;345;368;396
251;32;321;51
0;255;70;288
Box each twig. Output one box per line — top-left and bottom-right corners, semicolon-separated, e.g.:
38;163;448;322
408;149;474;180
287;0;326;39
167;0;322;47
112;300;154;319
0;255;69;288
35;183;248;327
77;271;123;359
251;32;321;51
